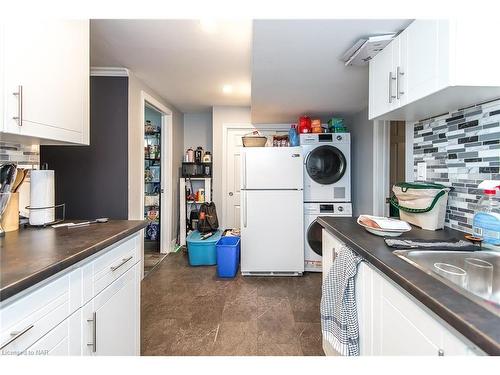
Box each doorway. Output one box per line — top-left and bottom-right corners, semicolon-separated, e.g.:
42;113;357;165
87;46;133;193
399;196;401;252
389;121;407;217
140;92;173;276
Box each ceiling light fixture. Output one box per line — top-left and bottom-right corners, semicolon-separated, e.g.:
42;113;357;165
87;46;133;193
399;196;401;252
199;19;217;33
222;84;233;94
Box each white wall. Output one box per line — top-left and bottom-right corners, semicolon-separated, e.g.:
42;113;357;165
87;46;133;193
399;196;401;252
183;112;213;152
346;107;376;217
212;106;251;220
128;71;184;243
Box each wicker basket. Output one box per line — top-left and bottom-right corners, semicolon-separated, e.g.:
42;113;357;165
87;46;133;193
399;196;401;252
242;136;267;147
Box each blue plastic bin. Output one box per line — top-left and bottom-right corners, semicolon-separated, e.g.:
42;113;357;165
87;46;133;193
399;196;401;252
186;230;222;266
216;236;241;278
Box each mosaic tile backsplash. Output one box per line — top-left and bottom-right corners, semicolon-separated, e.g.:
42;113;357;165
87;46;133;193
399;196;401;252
413;100;500;233
0;141;40;168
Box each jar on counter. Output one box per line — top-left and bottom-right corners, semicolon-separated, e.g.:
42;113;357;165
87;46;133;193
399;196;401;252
195;146;203;163
186;148;194;163
203;151;212;163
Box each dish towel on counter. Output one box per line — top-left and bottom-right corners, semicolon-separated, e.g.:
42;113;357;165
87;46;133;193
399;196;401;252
321;244;362;356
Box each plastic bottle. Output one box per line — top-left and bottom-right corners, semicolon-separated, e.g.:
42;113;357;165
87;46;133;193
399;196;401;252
289;124;299;146
472;180;500;246
298;116;312;134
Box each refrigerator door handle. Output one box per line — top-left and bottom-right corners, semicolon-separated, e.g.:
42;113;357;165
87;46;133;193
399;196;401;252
242;151;247;189
243;190;248;228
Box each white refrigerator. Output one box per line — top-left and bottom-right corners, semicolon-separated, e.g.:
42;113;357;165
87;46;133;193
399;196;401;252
240;147;304;276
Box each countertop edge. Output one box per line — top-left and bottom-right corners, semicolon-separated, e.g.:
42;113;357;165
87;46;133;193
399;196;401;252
317;217;499;356
0;221;147;302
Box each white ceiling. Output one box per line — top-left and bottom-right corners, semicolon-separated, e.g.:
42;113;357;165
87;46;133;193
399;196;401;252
91;19;412;119
251;19;412;123
90;19;252;112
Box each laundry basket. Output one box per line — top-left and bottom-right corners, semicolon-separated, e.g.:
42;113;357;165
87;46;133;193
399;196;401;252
390;182;451;231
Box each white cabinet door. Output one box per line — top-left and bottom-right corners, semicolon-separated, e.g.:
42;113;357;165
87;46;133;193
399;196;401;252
356;262;373;356
392;32;407;108
1;20;89;144
83;263;140;356
370;263;475;356
373;271;440;355
26;309;82;356
400;20;440;105
368;41;395;119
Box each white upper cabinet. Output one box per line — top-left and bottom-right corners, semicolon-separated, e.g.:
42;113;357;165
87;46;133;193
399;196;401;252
403;20;441;103
1;20;89;145
368;40;395;119
369;19;500;121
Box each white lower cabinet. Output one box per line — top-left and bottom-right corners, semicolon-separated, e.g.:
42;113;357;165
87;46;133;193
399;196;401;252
322;229;481;356
82;263;140;356
25;310;82;356
0;233;142;356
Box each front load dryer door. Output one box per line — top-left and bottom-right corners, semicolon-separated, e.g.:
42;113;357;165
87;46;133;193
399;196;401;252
305;145;346;185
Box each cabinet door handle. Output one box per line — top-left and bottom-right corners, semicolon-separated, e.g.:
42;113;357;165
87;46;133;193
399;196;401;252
397;66;405;99
110;256;133;271
12;85;23;126
87;312;97;353
388;72;396;103
0;324;34;350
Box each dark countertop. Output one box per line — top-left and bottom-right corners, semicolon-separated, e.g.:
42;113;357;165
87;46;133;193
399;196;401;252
317;217;500;356
0;220;147;302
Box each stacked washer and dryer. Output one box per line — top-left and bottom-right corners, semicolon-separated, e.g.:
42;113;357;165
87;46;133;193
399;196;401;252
300;133;352;272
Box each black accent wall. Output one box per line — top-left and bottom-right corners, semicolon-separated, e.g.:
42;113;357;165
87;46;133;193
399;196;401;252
41;76;129;219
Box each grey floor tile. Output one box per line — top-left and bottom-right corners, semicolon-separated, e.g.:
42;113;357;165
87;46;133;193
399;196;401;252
141;251;324;356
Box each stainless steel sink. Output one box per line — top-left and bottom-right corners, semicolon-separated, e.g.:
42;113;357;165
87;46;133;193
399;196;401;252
393;250;500;316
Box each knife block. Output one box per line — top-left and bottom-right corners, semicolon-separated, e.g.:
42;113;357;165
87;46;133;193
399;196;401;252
1;192;19;232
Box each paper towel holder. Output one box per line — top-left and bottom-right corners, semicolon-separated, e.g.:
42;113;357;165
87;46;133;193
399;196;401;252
25;203;66;227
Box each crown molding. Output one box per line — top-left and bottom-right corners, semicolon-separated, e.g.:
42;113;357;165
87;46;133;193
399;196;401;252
90;67;130;77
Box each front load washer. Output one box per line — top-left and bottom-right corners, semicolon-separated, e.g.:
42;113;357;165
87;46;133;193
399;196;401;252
304;202;352;272
300;133;351;202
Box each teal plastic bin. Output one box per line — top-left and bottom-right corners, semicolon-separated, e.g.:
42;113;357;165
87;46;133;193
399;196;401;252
186;230;222;266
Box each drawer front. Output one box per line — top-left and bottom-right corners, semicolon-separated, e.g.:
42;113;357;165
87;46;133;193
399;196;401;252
85;234;140;301
25;309;82;356
0;274;70;354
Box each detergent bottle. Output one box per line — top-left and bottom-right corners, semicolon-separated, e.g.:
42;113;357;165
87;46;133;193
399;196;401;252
472;180;500;247
288;124;299;146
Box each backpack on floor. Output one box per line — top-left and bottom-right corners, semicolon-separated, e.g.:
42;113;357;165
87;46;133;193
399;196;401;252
198;202;219;233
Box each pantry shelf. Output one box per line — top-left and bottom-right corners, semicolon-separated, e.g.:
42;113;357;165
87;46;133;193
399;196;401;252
179;177;212;246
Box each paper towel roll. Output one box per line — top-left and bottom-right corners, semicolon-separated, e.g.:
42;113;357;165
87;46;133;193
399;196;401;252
30;170;55;225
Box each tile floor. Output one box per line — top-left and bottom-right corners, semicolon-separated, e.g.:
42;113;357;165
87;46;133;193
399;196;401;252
141;251;324;356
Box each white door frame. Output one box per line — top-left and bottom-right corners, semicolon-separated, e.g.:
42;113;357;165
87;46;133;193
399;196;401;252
372;120;391;216
140;90;173;255
221;123;291;228
373;119;415;217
